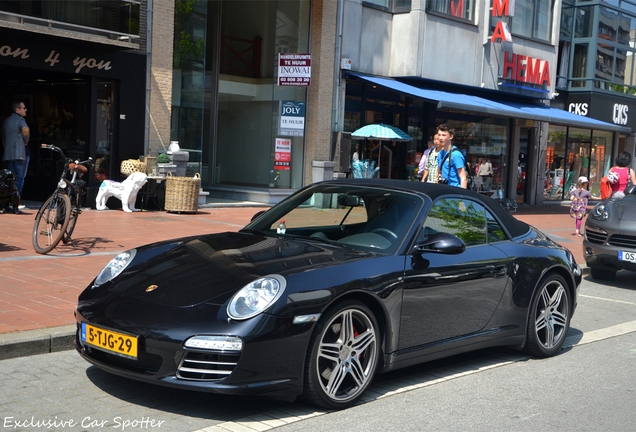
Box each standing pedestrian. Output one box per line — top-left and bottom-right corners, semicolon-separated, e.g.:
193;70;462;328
2;101;30;197
436;123;467;188
421;135;442;183
417;139;435;181
607;151;636;199
570;176;598;236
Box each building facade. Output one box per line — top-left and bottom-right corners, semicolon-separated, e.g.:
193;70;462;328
553;0;636;199
162;0;636;205
336;0;631;205
0;1;148;202
161;0;338;203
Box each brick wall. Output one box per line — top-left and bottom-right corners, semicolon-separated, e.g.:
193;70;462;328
147;0;174;155
305;0;337;185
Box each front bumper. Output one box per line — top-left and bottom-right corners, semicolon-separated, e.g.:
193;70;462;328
583;243;636;272
74;310;314;397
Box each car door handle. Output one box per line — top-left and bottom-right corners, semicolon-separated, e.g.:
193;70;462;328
489;265;508;277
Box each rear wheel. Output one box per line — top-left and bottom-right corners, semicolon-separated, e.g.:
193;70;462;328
525;273;571;358
590;267;616;281
32;194;71;254
62;211;78;244
303;300;379;409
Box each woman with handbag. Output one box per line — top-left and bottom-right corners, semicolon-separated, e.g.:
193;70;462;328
607;152;636;199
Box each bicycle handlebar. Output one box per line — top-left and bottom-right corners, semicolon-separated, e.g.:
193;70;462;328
40;144;94;169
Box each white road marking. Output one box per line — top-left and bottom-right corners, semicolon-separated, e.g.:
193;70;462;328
579;294;636;306
196;313;636;432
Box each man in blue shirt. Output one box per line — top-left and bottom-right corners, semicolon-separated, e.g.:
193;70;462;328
2;102;30;197
436;123;467;188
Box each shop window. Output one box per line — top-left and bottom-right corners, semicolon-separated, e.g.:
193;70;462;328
545;127;566;200
427;0;474;21
590;131;612;196
363;0;411;13
443;119;509;196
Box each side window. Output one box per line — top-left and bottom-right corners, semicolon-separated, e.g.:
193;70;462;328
419;198;487;246
486;209;508;243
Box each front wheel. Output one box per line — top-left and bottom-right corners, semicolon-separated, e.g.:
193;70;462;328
303;300;380;409
525;273;571;358
32;194;71;254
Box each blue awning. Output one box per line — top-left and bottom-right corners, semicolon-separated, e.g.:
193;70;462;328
348;73;631;133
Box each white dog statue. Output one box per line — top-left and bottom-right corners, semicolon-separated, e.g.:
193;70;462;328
96;172;148;212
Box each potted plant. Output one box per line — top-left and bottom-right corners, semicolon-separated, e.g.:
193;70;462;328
156;153;176;175
156;153;171;164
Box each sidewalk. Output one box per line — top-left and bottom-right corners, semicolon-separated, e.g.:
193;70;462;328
0;198;585;360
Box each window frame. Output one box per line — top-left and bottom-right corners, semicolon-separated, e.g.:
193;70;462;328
426;0;476;23
363;0;412;14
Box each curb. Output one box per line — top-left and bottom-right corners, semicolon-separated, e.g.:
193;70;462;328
0;325;75;361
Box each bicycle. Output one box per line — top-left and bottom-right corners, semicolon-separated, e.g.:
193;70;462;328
32;144;93;254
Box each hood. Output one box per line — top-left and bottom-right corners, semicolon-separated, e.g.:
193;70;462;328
109;232;370;307
613;196;636;221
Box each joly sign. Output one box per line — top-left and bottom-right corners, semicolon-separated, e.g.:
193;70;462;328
491;0;551;88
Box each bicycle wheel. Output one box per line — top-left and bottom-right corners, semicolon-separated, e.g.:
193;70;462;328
63;211;78;244
62;190;80;244
33;194;71;254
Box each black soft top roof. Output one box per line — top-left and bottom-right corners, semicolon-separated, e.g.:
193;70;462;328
314;179;531;239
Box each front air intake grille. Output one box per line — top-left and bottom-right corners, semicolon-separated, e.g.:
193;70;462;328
177;351;240;381
585;227;608;245
608;234;636;249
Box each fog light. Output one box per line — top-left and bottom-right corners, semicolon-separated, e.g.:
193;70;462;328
586;247;594;255
184;336;242;351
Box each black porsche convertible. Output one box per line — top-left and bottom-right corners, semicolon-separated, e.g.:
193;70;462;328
75;179;581;409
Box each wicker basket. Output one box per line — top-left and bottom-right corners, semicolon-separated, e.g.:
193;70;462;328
121;159;146;176
164;172;200;213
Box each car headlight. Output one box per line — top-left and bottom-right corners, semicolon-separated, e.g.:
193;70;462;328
227;274;286;320
590;203;610;221
93;249;137;287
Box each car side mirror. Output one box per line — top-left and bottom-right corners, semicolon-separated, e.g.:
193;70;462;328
413;232;466;254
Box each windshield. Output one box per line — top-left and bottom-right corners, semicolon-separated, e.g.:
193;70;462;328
244;184;423;255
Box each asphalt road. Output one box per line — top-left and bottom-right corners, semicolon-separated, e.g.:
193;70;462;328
0;272;635;432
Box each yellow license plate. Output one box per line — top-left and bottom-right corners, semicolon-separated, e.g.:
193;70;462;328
81;323;138;359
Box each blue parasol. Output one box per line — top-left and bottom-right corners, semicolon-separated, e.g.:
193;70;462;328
351;123;412;141
351;124;412;178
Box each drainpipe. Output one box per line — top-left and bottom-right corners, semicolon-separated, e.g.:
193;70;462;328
331;0;345;160
144;0;153;155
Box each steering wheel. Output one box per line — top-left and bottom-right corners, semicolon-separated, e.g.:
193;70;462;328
371;228;398;240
